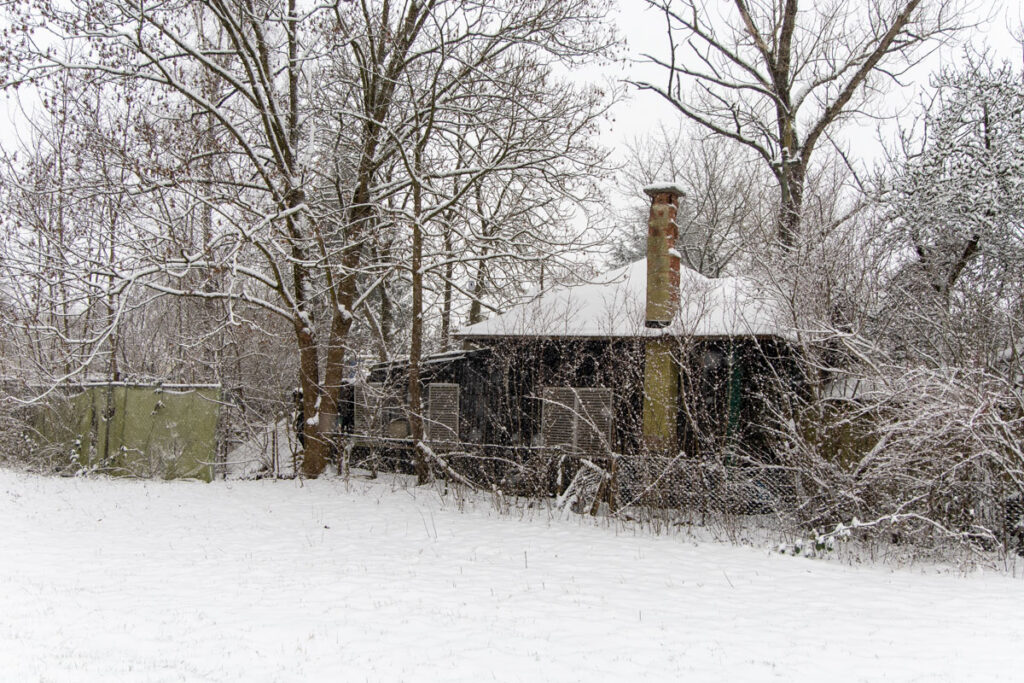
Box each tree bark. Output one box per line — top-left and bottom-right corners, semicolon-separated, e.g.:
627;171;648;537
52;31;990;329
777;159;805;250
439;226;454;351
407;153;431;485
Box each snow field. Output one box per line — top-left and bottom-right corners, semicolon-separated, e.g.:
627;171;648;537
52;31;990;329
2;467;1023;682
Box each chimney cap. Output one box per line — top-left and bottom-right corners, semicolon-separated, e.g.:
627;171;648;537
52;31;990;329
643;181;685;198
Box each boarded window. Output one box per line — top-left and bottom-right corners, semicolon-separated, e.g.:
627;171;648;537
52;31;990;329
541;387;614;458
426;383;460;443
353;382;384;436
574;388;614;457
541;387;577;453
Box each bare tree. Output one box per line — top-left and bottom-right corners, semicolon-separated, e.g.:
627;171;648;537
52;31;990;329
1;0;619;478
367;2;617;482
633;0;968;248
611;124;771;275
0;67;147;388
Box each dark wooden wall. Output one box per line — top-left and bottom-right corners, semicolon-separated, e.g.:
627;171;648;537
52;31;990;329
345;335;796;460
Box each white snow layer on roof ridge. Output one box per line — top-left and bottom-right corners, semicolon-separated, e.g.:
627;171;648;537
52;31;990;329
643;181;686;195
456;259;788;339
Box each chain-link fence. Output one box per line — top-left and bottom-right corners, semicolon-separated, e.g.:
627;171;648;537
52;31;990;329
338;434;1024;558
344;439;795;518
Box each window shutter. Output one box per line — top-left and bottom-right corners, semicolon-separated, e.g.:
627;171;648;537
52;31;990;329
574;388;614;457
354;382;383;436
541;387;614;458
353;386;368;434
427;383;460;443
541;387;577;453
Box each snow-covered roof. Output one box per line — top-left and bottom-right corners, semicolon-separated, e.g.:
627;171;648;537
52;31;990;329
456;259;789;340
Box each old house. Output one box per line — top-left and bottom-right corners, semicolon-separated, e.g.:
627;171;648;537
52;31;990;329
344;185;796;497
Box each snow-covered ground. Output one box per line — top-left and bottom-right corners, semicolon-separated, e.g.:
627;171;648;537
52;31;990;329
2;467;1022;682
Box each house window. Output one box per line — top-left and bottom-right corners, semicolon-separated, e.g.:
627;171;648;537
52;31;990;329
699;347;744;438
353;382;382;436
540;387;614;458
353;382;406;437
426;383;460;443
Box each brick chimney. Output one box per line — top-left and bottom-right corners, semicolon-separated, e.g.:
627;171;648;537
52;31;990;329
641;182;685;455
643;183;685;328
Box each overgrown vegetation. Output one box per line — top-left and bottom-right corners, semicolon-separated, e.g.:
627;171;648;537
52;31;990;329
1;1;1023;564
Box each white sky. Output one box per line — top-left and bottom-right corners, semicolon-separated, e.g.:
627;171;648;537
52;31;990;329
601;0;1024;174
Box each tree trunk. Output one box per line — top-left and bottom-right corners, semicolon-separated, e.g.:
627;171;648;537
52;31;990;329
308;181;376;478
439;227;454;351
469;186;493;325
407;175;431;485
777;159;805;249
296;321;327;476
379;279;393;360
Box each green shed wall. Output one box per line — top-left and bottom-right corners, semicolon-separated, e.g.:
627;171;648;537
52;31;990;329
38;385;220;481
